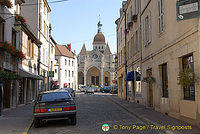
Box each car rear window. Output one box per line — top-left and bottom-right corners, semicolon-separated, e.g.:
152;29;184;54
40;92;71;102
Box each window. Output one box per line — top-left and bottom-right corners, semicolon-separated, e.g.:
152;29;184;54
72;71;74;77
51;45;53;54
135;0;139;15
65;70;67;77
161;63;168;98
55;69;57;73
158;0;164;33
12;29;17;48
69;70;70;77
182;54;195;100
72;61;74;66
39;14;42;30
44;21;46;36
27;38;34;58
143;11;151;46
0;21;4;41
65;59;67;65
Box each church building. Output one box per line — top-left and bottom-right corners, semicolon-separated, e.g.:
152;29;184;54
78;21;115;87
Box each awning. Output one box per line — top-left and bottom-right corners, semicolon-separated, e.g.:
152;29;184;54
125;71;141;81
19;69;43;80
125;71;134;81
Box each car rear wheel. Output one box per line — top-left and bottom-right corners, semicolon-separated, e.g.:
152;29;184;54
70;116;76;125
34;119;43;128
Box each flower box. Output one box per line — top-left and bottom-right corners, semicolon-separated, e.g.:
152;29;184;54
15;15;26;24
0;0;13;8
0;41;25;60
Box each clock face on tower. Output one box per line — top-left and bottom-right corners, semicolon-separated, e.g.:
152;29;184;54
92;54;98;59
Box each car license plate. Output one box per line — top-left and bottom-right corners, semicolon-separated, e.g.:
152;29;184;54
48;108;62;112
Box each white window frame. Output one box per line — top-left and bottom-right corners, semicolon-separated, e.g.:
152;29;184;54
143;11;152;47
158;0;164;34
135;0;139;15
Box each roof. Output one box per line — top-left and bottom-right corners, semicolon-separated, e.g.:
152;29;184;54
103;44;112;55
55;44;74;58
93;32;106;44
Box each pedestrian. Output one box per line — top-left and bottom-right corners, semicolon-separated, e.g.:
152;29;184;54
0;83;2;116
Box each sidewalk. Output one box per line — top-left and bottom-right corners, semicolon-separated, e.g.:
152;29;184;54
0;103;34;134
109;95;200;134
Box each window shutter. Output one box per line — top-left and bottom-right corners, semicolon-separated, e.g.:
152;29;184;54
148;11;152;44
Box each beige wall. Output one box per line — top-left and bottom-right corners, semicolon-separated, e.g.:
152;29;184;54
140;0;200;126
116;0;200;126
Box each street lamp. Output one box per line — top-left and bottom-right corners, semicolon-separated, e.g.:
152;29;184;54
114;56;118;63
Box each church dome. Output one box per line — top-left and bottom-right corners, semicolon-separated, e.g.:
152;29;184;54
93;32;106;44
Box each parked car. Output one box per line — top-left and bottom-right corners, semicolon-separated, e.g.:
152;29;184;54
80;86;87;92
100;86;111;93
33;90;76;128
60;88;75;98
110;86;118;94
85;87;95;94
91;86;98;92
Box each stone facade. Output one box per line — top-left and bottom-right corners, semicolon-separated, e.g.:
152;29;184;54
116;0;200;127
78;21;115;87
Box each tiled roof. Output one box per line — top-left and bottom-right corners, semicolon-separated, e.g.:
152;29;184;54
55;44;74;58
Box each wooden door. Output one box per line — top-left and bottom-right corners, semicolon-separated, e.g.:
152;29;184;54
147;69;153;107
3;81;11;108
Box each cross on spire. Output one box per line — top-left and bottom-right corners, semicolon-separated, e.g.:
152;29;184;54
97;15;102;33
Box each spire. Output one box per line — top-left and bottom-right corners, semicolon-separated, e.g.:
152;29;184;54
80;44;86;54
103;44;111;55
97;15;102;33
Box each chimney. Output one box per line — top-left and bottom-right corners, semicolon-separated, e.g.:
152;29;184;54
67;44;71;51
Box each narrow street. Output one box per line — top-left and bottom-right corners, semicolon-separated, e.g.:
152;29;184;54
29;93;162;134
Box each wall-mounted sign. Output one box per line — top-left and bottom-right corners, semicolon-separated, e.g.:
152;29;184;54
176;0;200;21
48;71;54;77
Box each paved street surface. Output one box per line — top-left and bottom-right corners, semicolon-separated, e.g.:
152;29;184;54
29;93;163;134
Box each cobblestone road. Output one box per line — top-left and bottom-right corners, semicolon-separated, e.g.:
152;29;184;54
29;93;163;134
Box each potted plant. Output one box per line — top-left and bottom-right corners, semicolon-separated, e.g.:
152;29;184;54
178;68;197;88
15;15;26;24
0;0;13;8
132;14;138;22
142;76;155;84
0;70;22;83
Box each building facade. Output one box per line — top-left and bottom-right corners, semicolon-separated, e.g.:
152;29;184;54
21;0;51;91
19;23;42;104
116;0;200;127
0;0;26;109
54;44;78;90
78;21;115;87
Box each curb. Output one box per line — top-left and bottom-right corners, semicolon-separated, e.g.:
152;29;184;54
108;97;181;134
22;118;34;134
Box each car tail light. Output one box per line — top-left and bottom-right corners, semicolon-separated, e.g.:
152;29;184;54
34;108;48;113
63;106;76;111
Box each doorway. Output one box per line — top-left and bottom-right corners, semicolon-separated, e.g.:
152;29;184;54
147;69;153;107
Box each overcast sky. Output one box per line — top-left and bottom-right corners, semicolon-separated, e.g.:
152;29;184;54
49;0;123;54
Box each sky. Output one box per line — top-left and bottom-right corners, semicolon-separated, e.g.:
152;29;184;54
49;0;123;54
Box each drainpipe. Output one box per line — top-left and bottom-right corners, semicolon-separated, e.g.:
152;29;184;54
123;8;128;100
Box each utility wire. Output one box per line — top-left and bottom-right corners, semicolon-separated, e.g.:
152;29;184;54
21;0;69;6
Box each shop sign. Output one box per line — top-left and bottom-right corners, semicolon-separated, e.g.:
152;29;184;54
48;71;54;77
177;0;200;21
